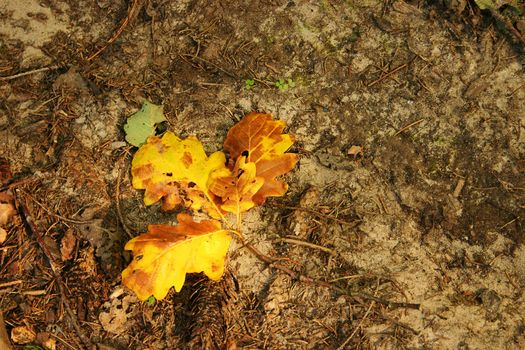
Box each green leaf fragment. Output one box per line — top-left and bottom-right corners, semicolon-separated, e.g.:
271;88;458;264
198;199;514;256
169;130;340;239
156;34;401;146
124;100;166;147
474;0;519;10
475;0;495;10
245;79;255;89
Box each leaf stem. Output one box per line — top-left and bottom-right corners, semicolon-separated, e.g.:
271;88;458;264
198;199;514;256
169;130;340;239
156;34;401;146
236;210;242;234
225;229;243;240
205;192;233;228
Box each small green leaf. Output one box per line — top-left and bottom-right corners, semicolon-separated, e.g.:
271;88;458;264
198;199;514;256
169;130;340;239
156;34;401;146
475;0;495;10
474;0;519;10
145;295;156;305
124;100;166;147
245;79;255;90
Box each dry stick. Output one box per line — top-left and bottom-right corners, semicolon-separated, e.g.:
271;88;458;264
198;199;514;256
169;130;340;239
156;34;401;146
18;190;95;225
0;312;11;350
0;66;58;81
394;118;425;136
488;8;525;46
271;204;361;227
0;176;38;191
244;243;420;310
87;0;143;61
116;159;134;239
180;54;239;79
0;280;22;289
336;301;375;350
277;237;335;255
367;63;408;88
14;191;91;349
508;81;525;97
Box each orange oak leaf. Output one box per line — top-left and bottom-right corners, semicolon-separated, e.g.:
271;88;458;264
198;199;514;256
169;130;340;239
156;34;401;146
131;132;230;218
209;156;264;215
122;213;232;300
223;112;298;204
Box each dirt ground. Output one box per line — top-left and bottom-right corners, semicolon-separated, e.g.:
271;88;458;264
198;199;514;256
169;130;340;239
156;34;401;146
1;0;525;349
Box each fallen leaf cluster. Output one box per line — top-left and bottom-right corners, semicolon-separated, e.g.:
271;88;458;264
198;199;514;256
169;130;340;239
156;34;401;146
122;112;298;300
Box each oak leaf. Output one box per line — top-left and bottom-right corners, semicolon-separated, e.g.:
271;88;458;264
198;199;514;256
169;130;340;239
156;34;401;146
223;112;298;204
209;156;264;215
131;132;229;217
122;213;232;300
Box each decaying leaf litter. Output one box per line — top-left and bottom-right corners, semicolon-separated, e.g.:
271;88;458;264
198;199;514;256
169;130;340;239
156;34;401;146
1;1;525;349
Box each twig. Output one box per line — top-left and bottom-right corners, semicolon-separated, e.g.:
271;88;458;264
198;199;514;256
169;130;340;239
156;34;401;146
0;176;38;191
367;63;408;87
276;237;335;255
488;8;525;46
0;312;11;350
87;0;144;61
336;301;375;350
394;118;425;136
18;189;95;225
380;314;419;334
50;333;79;350
180;54;238;79
116;158;134;239
21;290;46;296
508;82;525;97
14;190;91;349
244;243;420;310
0;66;59;81
0;280;22;289
271;203;361;227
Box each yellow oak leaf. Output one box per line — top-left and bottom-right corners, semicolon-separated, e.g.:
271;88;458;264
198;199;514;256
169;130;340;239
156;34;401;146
209;156;264;215
223;112;298;204
122;213;232;300
131;132;230;217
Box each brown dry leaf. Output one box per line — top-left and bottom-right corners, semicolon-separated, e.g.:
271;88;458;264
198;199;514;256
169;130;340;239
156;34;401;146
78;246;97;276
347;145;363;158
0;228;6;244
60;229;76;261
209;156;264;216
98;288;137;335
0;198;15;244
122;213;232;300
131;132;229;218
36;332;56;350
11;325;36;344
0;158;12;186
0;203;15;226
223;112;298;204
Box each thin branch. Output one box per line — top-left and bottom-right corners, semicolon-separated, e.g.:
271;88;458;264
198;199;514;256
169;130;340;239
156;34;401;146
394;118;425;136
336;301;375;350
488;8;525;46
0;66;59;81
276;237;335;255
116;158;134;239
18;189;95;224
87;0;144;61
243;243;420;310
271;203;361;227
367;63;409;87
